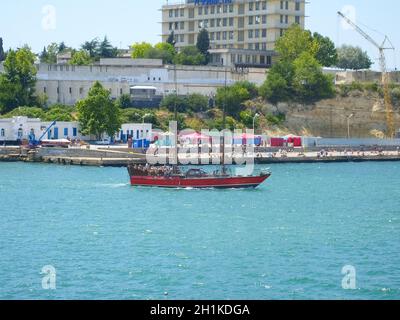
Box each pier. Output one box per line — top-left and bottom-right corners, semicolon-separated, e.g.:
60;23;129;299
1;146;400;167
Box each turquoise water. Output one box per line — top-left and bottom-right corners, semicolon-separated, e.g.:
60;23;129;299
0;161;399;300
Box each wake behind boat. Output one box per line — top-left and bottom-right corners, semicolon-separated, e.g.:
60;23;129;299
127;164;271;189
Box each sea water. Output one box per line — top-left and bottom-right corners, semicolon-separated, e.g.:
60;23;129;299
0;162;399;300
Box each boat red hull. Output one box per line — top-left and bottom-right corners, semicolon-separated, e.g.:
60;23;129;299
130;174;271;189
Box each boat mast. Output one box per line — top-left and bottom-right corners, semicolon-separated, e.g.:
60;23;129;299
174;64;178;171
222;67;227;172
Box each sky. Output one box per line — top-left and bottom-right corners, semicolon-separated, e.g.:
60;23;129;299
0;0;398;70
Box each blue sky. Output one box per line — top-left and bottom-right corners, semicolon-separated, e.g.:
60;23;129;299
0;0;398;70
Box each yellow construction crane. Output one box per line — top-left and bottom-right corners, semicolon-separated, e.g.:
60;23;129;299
338;11;396;138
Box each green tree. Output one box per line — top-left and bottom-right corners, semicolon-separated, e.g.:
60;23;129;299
292;52;335;103
0;38;5;62
173;46;206;65
98;36;117;58
0;47;37;112
131;42;153;59
58;42;67;53
275;24;319;62
336;45;372;70
40;43;59;64
313;32;338;67
76;81;122;140
121;108;143;123
145;43;176;64
186;93;209;112
196;28;210;60
167;31;176;47
116;94;132;109
234;81;259;99
216;84;251;117
260;71;289;106
259;61;294;105
160;94;188;113
82;39;99;58
69;50;92;65
39;46;49;63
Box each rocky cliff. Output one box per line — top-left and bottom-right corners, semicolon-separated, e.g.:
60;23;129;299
264;90;400;138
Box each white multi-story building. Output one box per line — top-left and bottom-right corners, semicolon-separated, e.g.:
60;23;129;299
161;0;306;67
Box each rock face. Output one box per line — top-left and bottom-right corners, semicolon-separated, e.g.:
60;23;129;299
274;91;400;138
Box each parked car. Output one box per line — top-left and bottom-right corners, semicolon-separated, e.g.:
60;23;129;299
94;138;113;145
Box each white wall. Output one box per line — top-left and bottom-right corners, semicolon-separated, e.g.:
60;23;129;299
119;123;152;141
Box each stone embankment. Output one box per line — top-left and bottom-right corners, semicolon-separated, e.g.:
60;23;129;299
1;146;400;167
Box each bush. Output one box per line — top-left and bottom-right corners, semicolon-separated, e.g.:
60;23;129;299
173;46;206;66
160;94;209;113
1;106;45;119
266;113;286;125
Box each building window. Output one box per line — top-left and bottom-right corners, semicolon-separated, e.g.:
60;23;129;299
249;16;253;25
0;129;5;137
238;4;245;15
180;8;184;17
238;31;244;42
296;1;301;11
69;87;72;94
73;128;77;137
262;29;267;38
80;88;83;95
169;10;173;18
64;128;68;136
238;17;244;28
262;1;267;10
295;16;301;24
43;87;47;93
248;30;253;39
189;8;194;19
249;2;254;11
